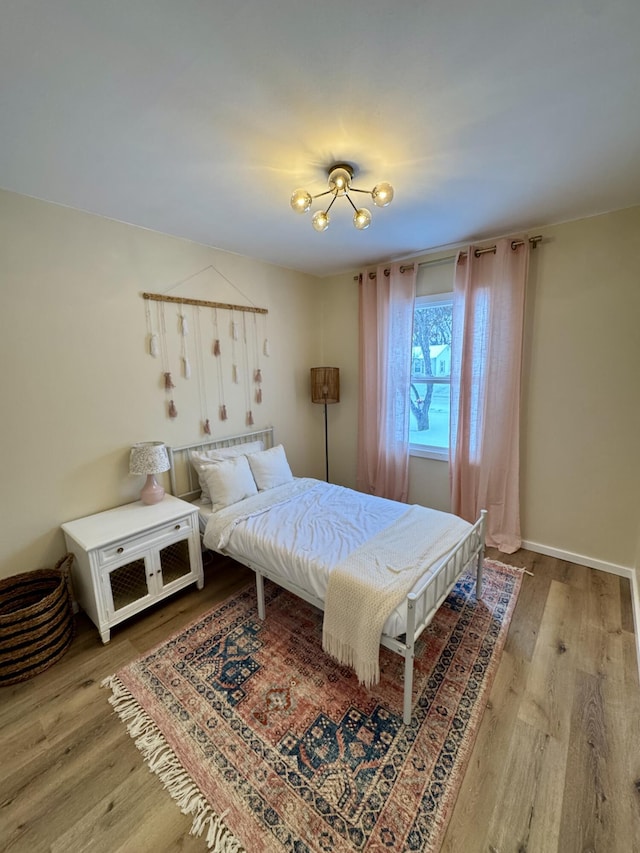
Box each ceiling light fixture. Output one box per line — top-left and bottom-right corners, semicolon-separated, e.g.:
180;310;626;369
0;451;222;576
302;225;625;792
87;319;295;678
290;163;393;232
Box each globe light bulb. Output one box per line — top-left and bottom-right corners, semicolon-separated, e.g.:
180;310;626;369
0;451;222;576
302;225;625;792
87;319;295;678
327;166;352;196
290;188;312;214
312;210;330;232
353;208;372;230
372;182;394;207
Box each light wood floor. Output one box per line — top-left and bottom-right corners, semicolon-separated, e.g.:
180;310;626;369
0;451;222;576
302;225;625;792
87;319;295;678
1;549;638;852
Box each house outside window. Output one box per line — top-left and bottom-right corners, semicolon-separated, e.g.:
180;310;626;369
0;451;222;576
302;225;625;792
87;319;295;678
410;294;453;461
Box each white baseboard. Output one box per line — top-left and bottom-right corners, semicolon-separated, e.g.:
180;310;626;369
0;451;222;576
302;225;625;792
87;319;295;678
521;538;633;578
521;538;640;682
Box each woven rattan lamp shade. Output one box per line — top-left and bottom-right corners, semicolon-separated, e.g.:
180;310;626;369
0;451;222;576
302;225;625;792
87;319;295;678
310;367;340;404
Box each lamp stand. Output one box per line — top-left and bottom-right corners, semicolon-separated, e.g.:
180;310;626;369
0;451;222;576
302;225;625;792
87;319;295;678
323;400;329;482
310;366;339;483
140;474;165;505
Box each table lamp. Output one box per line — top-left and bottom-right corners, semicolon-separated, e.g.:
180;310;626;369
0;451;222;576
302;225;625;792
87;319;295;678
129;441;170;504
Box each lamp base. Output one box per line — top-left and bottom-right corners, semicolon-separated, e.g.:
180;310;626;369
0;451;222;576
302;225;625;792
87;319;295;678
140;474;165;505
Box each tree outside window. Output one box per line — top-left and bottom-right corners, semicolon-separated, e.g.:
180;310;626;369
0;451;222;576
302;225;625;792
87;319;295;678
410;294;452;458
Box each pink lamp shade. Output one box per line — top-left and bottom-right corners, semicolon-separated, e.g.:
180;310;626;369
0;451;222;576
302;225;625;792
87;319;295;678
129;442;170;505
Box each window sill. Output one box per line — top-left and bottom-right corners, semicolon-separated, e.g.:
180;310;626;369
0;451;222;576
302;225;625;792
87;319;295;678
409;446;449;462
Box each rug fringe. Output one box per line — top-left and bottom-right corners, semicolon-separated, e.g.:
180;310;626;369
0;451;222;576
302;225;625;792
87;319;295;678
486;558;534;576
101;675;244;852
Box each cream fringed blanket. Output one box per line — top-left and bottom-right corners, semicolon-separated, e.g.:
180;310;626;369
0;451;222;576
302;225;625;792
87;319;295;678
322;506;471;687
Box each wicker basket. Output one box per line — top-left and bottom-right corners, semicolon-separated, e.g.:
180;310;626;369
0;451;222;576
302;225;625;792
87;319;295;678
0;553;75;686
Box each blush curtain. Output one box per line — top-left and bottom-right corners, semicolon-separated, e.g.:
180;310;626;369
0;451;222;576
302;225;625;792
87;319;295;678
357;262;417;502
450;237;529;553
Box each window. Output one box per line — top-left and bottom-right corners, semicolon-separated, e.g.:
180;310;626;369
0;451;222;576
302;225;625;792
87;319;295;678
410;294;453;460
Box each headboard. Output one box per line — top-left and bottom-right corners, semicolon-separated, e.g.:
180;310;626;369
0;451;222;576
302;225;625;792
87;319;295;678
167;426;275;501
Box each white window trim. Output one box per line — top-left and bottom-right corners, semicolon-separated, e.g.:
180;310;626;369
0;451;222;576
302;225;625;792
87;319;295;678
410;445;449;462
409;292;452;462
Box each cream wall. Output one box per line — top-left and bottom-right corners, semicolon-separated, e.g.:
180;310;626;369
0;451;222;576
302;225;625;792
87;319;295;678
321;207;640;572
520;207;640;570
0;190;322;580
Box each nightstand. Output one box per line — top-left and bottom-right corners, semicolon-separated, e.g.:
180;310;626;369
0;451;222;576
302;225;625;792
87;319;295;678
62;495;204;643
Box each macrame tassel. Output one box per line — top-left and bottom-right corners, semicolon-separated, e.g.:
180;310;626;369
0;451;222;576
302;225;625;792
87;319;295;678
213;339;221;356
256;387;262;404
164;371;175;390
232;364;238;384
149;333;159;358
180;314;189;336
254;368;262;383
231;321;239;341
263;338;270;357
168;400;178;418
219;404;228;421
203;418;211;435
183;356;191;379
246;410;254;426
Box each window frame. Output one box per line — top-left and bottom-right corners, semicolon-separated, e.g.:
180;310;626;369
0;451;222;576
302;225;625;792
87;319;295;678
409;292;453;462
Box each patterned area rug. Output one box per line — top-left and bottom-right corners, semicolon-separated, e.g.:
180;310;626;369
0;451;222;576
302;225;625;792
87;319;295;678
103;559;521;852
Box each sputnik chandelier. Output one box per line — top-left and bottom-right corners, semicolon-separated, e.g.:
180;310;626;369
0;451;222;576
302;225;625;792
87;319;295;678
290;163;394;232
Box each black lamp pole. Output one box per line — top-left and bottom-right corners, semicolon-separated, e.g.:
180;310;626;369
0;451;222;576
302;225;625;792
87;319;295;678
323;396;329;482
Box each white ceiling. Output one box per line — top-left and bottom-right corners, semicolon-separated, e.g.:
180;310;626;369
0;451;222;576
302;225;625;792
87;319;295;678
2;0;640;277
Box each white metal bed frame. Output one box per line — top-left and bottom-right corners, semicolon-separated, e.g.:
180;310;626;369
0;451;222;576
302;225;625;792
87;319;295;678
168;428;487;725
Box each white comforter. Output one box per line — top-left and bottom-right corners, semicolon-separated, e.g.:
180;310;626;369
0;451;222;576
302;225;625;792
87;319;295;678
202;478;471;638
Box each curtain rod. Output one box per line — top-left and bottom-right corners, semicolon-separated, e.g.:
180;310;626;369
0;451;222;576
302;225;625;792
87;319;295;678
142;292;268;314
353;235;544;281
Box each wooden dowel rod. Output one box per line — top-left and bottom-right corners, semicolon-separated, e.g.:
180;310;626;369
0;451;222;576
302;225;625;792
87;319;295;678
142;292;268;314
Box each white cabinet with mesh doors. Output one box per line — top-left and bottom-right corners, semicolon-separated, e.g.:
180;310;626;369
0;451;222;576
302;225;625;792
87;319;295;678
62;495;204;643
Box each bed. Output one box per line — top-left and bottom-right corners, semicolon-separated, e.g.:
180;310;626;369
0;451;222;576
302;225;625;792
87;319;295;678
168;428;486;724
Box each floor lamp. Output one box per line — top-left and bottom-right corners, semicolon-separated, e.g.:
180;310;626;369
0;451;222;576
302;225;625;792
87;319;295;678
310;367;340;482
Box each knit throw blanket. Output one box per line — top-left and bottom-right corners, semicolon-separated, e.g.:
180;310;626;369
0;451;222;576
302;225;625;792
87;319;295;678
322;505;471;687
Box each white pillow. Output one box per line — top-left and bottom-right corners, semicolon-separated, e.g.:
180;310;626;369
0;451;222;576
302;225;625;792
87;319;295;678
189;440;264;502
247;444;294;491
201;455;258;513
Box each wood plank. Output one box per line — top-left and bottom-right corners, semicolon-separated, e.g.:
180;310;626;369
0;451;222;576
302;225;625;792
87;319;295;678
483;579;584;850
496;551;552;663
440;647;530;852
1;708;135;851
578;568;625;679
50;763;201;853
619;575;635;634
558;668;636;852
485;718;565;853
518;579;583;739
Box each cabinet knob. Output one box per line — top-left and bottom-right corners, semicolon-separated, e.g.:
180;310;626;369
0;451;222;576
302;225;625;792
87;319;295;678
117;547;124;554
174;524;181;530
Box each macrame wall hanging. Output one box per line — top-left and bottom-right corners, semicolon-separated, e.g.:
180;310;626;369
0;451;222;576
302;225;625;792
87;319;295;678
142;284;268;433
230;310;239;387
179;311;191;380
211;308;228;421
158;302;178;418
241;313;254;426
253;313;263;405
193;306;211;434
145;299;159;358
